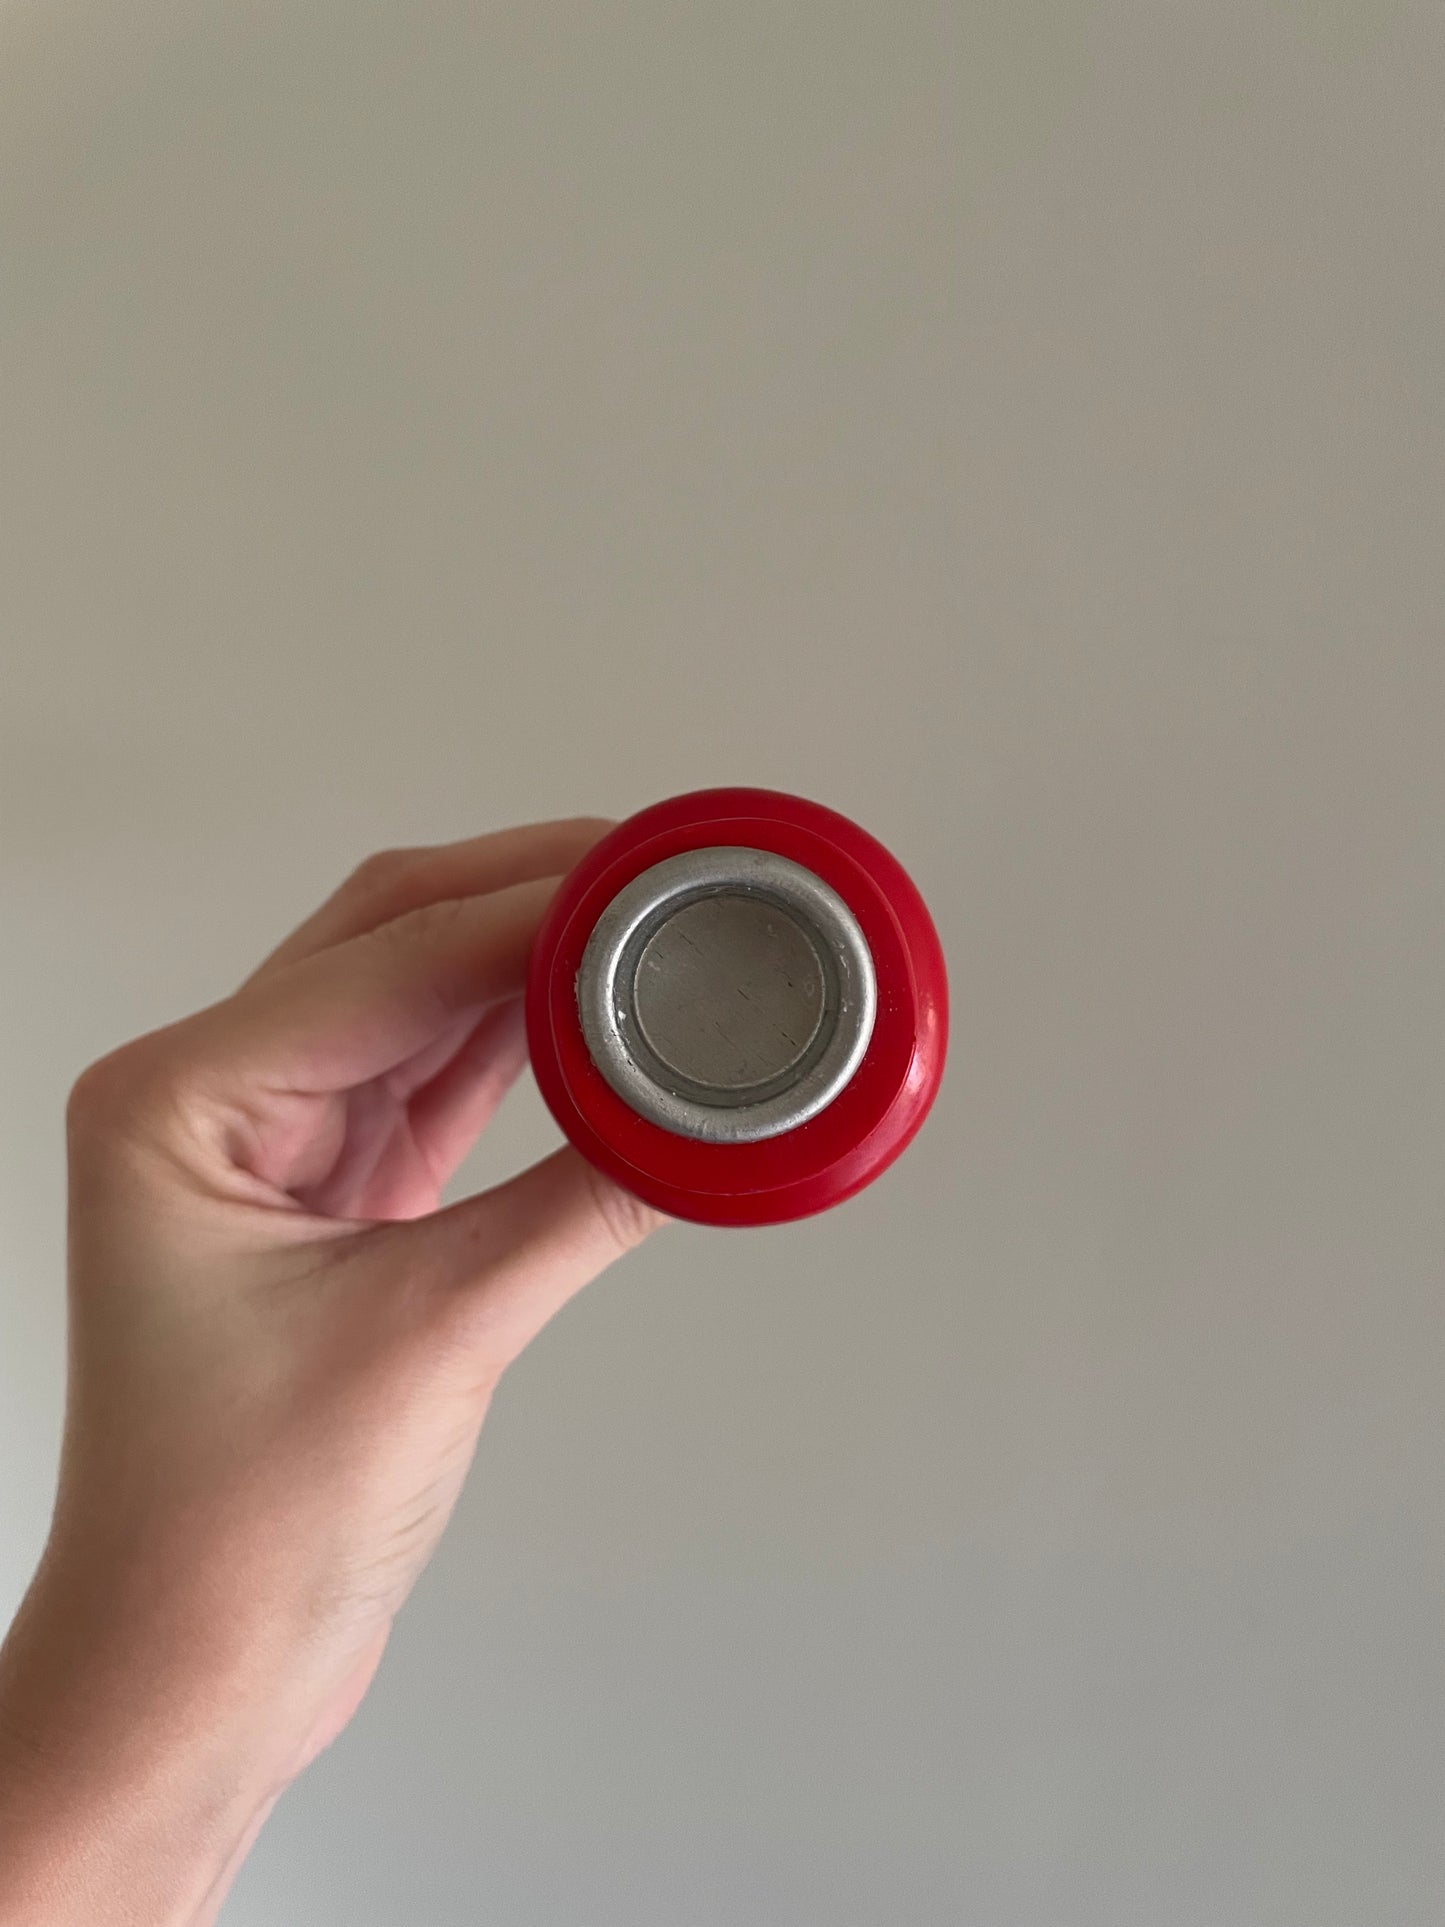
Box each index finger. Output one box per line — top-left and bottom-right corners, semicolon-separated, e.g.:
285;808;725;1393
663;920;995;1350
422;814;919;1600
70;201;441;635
188;876;563;1099
246;817;613;984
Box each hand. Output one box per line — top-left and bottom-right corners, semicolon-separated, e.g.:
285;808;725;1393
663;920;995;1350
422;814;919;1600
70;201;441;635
0;819;665;1926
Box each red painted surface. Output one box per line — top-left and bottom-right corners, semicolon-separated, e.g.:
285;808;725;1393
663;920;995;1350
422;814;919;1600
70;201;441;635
525;788;948;1226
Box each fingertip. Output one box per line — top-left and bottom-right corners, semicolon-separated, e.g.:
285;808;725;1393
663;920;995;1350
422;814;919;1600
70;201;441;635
575;1153;672;1258
487;1144;667;1266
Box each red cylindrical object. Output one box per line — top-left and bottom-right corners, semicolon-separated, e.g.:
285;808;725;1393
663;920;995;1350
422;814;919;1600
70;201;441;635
525;788;948;1226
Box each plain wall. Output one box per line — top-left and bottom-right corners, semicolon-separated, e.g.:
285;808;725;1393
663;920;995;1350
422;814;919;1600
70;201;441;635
2;3;1443;1922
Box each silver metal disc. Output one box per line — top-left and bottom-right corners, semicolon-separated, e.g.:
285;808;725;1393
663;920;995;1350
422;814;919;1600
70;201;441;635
576;847;877;1143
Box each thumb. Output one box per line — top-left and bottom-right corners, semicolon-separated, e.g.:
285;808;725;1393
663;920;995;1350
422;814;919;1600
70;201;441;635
400;1147;668;1375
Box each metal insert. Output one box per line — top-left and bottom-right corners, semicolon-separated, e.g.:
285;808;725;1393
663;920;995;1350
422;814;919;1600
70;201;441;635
576;846;877;1143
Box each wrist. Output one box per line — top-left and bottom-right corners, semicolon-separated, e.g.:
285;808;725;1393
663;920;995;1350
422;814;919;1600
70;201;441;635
0;1552;292;1927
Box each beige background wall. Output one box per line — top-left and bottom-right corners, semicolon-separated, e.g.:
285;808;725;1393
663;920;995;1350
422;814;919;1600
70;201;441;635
2;3;1443;1921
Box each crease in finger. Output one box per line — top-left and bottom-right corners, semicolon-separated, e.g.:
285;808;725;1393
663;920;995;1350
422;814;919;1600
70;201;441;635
195;876;562;1100
248;817;613;982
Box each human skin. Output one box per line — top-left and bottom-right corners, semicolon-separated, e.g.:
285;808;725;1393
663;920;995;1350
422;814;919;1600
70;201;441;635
0;819;665;1925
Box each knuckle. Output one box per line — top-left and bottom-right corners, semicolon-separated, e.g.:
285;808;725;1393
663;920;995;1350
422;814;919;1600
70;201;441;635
374;893;472;953
65;1036;172;1140
413;894;473;938
346;847;416;896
